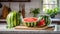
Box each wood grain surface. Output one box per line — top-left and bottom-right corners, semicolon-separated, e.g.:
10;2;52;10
14;26;54;30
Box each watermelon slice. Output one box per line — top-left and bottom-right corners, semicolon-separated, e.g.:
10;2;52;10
37;18;45;27
24;17;38;22
23;17;38;27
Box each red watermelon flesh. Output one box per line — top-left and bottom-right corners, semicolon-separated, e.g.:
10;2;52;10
24;17;38;22
37;19;45;27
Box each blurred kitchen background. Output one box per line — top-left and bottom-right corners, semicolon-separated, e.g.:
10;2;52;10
0;0;60;24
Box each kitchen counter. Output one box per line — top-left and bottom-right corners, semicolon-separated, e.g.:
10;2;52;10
0;18;60;23
51;18;60;24
0;23;60;34
0;18;60;34
51;18;60;21
0;23;57;31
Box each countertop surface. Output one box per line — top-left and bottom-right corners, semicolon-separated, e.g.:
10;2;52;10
0;18;60;21
51;18;60;21
0;23;57;31
0;23;60;34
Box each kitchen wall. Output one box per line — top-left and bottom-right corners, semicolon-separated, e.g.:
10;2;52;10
0;0;42;17
55;0;60;18
25;0;42;17
0;0;41;17
0;0;60;18
0;2;9;16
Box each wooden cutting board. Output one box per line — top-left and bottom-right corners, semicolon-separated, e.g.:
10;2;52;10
14;26;54;30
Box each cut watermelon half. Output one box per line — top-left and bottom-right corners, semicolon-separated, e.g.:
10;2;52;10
23;17;38;27
37;18;45;27
23;17;38;22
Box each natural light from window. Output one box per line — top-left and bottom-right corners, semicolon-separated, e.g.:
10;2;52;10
43;0;57;12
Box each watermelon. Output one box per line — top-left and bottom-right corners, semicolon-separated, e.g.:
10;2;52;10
6;11;21;28
38;15;51;26
37;18;45;27
43;15;51;26
23;17;38;27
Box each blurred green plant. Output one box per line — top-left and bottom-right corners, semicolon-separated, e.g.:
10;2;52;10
46;7;59;18
30;8;40;17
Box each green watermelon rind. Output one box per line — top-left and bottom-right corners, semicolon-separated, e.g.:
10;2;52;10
6;11;21;28
39;15;51;26
24;21;38;27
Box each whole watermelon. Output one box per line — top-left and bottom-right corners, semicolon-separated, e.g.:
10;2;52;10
6;11;21;28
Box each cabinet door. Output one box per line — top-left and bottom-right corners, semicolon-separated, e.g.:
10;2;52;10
10;0;31;2
0;0;9;2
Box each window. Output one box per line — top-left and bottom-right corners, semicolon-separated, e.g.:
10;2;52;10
43;0;57;11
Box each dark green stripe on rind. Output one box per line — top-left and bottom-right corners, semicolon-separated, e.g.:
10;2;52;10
17;13;19;26
17;13;20;25
17;13;20;26
32;22;34;27
30;23;31;27
11;13;13;28
6;11;22;28
25;22;37;27
13;15;15;27
13;12;16;27
16;12;17;26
